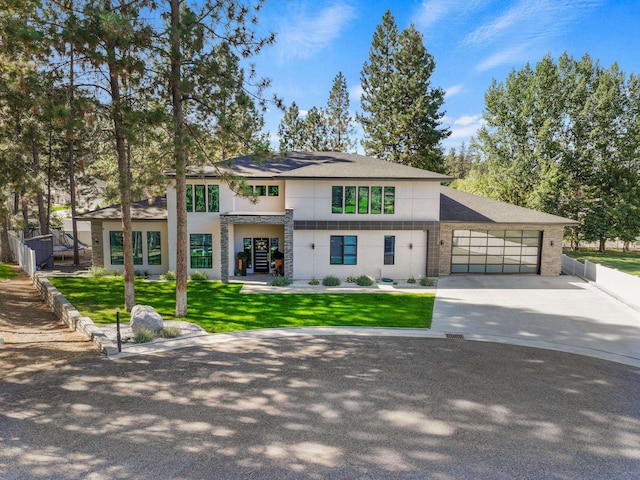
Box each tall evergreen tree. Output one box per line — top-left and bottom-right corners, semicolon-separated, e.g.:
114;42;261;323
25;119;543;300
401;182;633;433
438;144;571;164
358;10;449;171
278;101;304;152
326;72;355;152
159;0;274;316
301;106;327;151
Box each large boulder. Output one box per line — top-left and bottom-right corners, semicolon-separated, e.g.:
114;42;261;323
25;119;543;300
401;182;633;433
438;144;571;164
130;305;163;334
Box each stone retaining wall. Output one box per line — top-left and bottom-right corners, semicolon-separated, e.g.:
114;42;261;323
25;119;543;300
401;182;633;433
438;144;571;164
32;274;118;355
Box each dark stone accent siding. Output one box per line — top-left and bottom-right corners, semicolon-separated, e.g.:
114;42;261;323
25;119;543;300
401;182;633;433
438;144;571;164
90;221;104;268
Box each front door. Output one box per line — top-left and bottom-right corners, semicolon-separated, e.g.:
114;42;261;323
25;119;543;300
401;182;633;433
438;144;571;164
253;238;270;273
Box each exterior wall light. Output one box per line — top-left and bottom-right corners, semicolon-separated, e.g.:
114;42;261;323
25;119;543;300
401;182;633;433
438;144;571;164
311;243;315;249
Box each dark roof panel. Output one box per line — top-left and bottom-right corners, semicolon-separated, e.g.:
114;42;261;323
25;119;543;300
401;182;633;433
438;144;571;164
171;151;454;181
78;196;167;221
440;187;578;225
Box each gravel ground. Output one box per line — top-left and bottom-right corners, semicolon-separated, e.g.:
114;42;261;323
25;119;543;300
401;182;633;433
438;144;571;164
1;335;639;479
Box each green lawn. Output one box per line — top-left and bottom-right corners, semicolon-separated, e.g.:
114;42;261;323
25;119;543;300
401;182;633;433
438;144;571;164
0;263;17;280
563;248;640;277
49;277;434;332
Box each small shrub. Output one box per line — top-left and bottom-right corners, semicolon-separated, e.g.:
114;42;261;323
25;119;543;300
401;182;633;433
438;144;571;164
90;266;106;278
271;276;292;287
420;277;436;287
322;275;341;286
407;276;416;284
111;270;122;277
133;328;156;343
346;275;357;283
161;270;176;281
160;326;181;338
189;270;209;281
356;275;374;286
308;277;320;285
134;270;148;278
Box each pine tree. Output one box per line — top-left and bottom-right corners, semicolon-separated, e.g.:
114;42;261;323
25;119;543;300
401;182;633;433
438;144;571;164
278;102;304;152
358;10;449;170
326;72;355;152
301;106;328;151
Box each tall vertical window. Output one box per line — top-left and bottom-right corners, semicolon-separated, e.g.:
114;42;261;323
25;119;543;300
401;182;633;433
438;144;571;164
207;185;219;212
384;235;395;265
194;185;206;212
371;186;382;214
109;231;124;265
345;186;356;214
132;231;143;265
186;185;193;212
330;235;357;265
147;231;162;265
358;187;369;214
332;186;343;214
243;237;252;268
190;234;212;268
384;186;395;214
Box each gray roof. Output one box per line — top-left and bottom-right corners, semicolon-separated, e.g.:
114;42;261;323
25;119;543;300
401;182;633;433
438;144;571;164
78;197;167;221
176;151;454;182
440;187;578;225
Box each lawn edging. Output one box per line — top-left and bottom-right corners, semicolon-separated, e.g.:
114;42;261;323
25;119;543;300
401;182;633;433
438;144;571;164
33;274;119;355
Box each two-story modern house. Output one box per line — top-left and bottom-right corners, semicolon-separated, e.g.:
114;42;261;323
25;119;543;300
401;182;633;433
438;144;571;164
80;152;577;281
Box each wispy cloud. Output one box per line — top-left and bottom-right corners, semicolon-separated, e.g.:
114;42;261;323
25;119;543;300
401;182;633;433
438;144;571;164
444;114;485;144
412;0;487;29
445;84;463;98
466;0;604;70
276;3;357;63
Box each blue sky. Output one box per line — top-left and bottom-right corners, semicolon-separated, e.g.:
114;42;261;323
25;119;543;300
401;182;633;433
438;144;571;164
250;0;640;153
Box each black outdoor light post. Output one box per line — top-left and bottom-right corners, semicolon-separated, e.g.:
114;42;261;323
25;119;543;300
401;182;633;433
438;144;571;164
116;308;122;353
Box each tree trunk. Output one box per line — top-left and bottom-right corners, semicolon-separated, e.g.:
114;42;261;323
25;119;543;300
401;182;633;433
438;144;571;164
67;42;80;265
598;238;606;253
21;191;29;238
32;140;48;235
104;5;135;311
623;241;630;252
171;0;188;317
0;210;13;263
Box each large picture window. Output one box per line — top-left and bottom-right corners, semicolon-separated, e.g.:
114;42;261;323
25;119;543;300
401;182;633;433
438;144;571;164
330;235;357;265
332;185;394;215
190;234;212;269
147;231;162;265
186;184;220;213
109;231;142;265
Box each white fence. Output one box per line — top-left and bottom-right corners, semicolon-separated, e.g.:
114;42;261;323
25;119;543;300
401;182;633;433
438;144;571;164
562;254;640;311
8;233;37;278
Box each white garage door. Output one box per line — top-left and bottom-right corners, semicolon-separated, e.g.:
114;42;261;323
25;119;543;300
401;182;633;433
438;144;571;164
451;229;541;274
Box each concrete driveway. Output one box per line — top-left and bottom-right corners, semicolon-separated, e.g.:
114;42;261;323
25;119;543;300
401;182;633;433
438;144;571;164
432;275;640;367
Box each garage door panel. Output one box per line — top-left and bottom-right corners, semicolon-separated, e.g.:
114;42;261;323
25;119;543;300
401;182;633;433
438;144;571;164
451;229;541;275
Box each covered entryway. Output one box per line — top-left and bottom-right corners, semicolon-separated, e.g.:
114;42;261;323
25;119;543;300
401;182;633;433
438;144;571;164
450;229;541;274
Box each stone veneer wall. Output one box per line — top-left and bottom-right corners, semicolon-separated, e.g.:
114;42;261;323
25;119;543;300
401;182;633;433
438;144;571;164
438;223;566;276
90;220;104;268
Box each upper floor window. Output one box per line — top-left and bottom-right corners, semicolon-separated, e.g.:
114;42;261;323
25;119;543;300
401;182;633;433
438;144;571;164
332;185;395;215
186;184;219;212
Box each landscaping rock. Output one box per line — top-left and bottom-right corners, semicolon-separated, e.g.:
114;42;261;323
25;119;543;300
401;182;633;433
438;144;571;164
130;305;163;334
